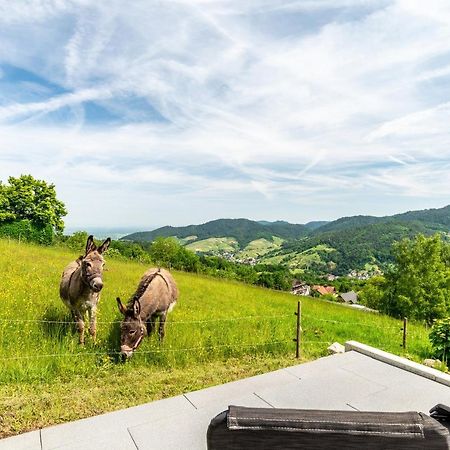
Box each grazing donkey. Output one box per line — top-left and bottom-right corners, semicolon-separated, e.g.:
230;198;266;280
116;267;178;359
60;235;111;344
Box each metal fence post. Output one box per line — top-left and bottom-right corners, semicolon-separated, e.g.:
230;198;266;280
294;301;301;359
402;317;407;350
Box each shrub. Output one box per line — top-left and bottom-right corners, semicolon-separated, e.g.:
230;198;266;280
0;219;53;245
321;293;337;302
429;317;450;361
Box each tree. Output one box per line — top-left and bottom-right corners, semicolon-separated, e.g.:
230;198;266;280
358;276;386;311
149;237;181;267
0;182;15;222
383;234;450;323
1;175;67;233
429;318;450;362
65;231;89;251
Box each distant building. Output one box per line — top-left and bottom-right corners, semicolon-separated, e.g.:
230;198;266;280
312;285;336;296
291;281;311;296
339;290;358;304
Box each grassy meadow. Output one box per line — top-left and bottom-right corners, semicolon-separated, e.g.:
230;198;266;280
0;239;433;436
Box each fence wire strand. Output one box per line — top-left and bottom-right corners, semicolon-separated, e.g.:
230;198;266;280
301;313;402;331
0;314;293;325
0;340;294;361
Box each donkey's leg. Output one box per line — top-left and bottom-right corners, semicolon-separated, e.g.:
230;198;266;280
88;305;97;342
146;314;157;336
74;310;85;345
158;312;167;342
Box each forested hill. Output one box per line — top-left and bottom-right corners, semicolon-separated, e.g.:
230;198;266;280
274;205;450;274
122;205;449;273
122;218;309;247
311;205;450;234
392;205;450;227
277;221;439;275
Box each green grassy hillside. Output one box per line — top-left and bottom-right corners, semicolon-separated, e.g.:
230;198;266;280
0;239;432;437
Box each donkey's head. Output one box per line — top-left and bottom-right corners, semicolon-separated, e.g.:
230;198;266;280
116;298;146;359
81;235;111;293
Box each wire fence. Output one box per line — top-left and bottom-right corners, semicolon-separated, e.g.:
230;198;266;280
0;302;418;363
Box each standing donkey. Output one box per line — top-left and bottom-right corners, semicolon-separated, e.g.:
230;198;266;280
60;235;111;344
116;267;178;359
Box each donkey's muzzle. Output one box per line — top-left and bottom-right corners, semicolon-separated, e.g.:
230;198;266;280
91;277;103;293
120;345;134;359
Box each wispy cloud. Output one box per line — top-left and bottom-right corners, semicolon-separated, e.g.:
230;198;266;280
0;0;449;227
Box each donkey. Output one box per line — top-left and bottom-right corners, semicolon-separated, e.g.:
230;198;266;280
60;235;111;344
116;267;178;359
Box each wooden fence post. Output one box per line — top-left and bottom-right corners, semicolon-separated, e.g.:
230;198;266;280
294;301;301;359
402;317;407;350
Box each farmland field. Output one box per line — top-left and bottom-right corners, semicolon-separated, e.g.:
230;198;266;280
185;236;238;253
237;236;284;258
0;239;432;437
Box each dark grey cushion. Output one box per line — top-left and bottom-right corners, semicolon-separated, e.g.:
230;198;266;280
207;405;450;449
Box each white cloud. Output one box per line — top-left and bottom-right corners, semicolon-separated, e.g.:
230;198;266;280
0;0;449;226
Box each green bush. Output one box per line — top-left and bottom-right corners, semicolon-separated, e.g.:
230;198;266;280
429;317;450;361
321;293;337;302
0;220;53;245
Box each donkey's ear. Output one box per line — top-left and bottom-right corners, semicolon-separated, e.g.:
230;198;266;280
98;237;111;254
133;300;141;317
116;297;127;315
85;235;97;255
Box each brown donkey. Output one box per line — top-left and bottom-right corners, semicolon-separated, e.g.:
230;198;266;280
116;267;178;359
60;235;111;344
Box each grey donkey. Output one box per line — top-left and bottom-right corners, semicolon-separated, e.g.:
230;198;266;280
116;268;178;359
60;235;111;344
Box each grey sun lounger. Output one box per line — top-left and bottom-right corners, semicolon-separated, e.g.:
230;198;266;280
207;405;450;449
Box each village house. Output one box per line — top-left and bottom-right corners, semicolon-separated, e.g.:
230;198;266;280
291;281;311;296
339;290;358;304
312;285;336;296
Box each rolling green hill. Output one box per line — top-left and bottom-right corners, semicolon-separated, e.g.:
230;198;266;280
281;205;449;274
121;205;449;274
0;239;431;437
122;218;308;247
311;205;450;234
275;221;438;274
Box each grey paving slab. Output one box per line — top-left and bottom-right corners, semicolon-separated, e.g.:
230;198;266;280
44;429;136;450
283;351;366;379
346;340;450;386
129;396;267;450
0;430;41;450
41;394;194;450
349;371;450;413
185;367;298;410
342;351;434;387
255;363;387;410
129;408;211;450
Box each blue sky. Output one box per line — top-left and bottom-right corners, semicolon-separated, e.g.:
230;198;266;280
0;0;449;230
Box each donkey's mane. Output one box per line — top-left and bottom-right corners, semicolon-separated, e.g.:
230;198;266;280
127;269;164;309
